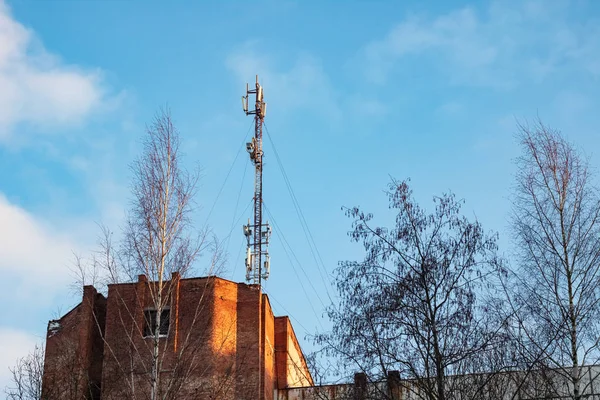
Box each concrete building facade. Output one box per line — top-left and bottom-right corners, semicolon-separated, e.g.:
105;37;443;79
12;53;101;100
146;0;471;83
42;274;313;400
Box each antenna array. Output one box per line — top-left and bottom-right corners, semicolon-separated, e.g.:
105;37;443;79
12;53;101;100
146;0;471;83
242;75;271;285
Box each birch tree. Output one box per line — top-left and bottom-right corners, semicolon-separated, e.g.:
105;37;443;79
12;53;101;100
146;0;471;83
125;108;199;400
510;121;600;399
95;109;233;400
36;109;234;400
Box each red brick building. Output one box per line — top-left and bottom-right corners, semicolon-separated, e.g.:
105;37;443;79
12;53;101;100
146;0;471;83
42;274;313;400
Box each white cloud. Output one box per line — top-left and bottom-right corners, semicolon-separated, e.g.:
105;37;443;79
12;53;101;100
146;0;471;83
363;7;497;85
0;0;105;138
0;194;81;288
0;328;39;395
361;0;600;88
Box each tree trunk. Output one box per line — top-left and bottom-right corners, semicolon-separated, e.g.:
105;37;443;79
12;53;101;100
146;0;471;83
432;329;445;400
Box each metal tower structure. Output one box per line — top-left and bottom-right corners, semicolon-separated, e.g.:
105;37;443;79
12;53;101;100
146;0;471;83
242;75;271;285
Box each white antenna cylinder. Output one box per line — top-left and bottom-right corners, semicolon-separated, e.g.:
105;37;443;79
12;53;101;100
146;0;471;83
245;248;252;270
263;254;270;278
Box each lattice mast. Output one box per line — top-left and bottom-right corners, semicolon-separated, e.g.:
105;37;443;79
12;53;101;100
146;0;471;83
242;75;271;285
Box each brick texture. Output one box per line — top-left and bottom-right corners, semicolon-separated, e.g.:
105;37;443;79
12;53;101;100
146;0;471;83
42;276;312;400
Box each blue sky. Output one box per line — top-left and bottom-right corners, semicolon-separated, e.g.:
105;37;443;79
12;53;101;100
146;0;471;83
2;0;600;388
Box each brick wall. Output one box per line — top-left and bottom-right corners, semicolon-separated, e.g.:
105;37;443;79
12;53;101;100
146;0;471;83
42;286;106;399
42;276;313;400
274;316;314;390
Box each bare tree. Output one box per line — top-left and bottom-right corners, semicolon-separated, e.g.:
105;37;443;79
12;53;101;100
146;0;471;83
6;340;96;400
509;121;600;399
316;179;503;400
124;107;201;400
5;345;44;400
33;108;238;400
92;109;236;400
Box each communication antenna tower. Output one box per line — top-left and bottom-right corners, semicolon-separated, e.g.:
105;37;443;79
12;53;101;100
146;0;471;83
242;75;271;285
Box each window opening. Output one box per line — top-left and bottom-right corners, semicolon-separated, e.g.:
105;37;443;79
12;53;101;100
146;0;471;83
143;308;170;337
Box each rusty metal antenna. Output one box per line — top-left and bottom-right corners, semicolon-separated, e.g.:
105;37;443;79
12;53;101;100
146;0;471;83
242;75;271;285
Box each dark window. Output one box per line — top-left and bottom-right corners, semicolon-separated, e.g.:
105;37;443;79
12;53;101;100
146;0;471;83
143;308;170;337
